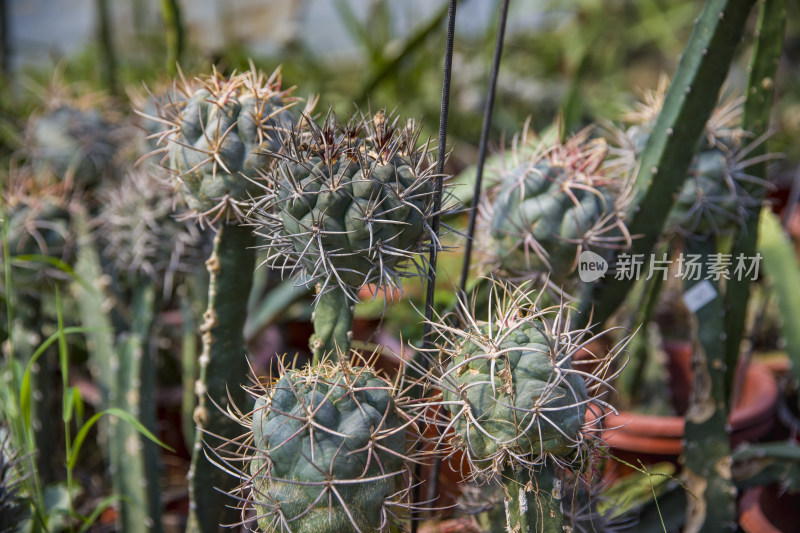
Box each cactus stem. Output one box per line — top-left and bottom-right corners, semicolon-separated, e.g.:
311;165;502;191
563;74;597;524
310;285;354;365
187;222;255;532
502;462;563;533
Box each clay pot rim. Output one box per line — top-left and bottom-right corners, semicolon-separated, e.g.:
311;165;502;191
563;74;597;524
592;362;778;453
739;485;781;533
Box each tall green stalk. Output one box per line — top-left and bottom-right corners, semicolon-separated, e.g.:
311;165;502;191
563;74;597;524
74;213;163;533
186;223;255;533
722;0;786;400
682;238;736;533
95;0;117;94
581;0;758;326
158;0;184;75
111;280;161;533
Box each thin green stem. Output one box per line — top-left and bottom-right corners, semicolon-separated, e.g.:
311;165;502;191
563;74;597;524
310;286;354;364
159;0;183;75
682;237;735;532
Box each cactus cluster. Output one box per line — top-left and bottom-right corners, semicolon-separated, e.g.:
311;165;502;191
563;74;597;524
484;127;632;284
144;66;302;226
256;110;444;299
223;355;423;533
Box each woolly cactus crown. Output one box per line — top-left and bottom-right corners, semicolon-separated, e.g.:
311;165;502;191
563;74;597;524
254;109;447;300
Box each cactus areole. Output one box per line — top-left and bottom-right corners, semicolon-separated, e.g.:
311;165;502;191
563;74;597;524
248;363;409;533
441;317;588;469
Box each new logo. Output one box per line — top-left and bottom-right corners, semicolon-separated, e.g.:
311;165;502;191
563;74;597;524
578;251;608;282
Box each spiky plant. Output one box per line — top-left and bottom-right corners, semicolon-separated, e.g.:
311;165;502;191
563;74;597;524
94;169;203;295
217;352;426;533
254;109;445;362
429;280;627;531
1;172;75;291
482;126;632;289
139;64;313;532
142;65;303;226
617;77;770;241
0;429;27;533
23;84;119;190
87;168;206;532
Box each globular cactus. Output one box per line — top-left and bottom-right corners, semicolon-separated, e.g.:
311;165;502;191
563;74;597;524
618;78;769;241
430;281;625;531
144;65;302;226
484;127;631;284
25;102;117;189
261;109;441;296
223;355;424;533
1;175;75;290
94;169;204;294
255;109;445;362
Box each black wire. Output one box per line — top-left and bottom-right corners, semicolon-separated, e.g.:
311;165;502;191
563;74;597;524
459;0;511;294
412;1;457;531
421;0;457;365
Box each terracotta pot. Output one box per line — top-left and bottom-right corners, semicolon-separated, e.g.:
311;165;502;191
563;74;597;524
598;361;778;459
740;484;800;533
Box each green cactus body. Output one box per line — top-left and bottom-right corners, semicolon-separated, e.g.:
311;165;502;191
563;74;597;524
431;283;620;533
248;362;409;532
157;68;298;224
28;106;116;188
266;111;439;298
487;130;629;283
666;145;752;237
441;319;588;466
262;111;441;362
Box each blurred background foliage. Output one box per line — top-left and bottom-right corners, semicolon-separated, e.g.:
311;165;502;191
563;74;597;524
1;0;795;161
